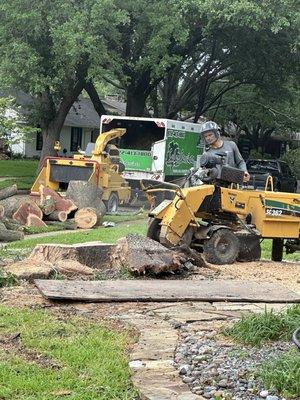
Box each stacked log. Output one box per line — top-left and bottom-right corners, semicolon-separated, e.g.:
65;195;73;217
0;180;106;241
66;180;106;227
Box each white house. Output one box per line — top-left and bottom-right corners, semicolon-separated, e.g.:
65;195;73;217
2;91;126;158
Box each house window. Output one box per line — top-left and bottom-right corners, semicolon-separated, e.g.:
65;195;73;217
70;127;82;152
36;131;43;151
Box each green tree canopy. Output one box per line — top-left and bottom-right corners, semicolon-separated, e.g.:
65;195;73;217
0;0;124;162
151;0;299;120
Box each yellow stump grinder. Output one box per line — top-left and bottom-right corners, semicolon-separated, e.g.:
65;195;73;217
144;152;300;264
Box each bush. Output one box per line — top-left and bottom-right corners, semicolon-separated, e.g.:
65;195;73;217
281;148;300;179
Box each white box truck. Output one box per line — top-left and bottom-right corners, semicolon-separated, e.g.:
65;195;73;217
100;115;204;186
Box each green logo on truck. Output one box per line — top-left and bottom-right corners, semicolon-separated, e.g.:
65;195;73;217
165;129;203;175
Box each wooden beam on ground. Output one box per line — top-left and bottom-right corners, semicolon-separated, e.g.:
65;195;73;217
34;279;300;303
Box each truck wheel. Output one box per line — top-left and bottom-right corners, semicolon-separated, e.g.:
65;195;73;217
203;229;239;265
237;235;261;261
104;192;119;214
272;238;284;261
147;218;161;242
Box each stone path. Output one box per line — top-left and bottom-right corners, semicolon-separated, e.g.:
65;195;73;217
1;282;296;400
115;301;291;400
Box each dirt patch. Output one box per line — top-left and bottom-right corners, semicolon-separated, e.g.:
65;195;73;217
0;333;62;369
212;260;300;293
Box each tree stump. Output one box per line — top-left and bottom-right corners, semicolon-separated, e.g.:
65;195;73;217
74;207;100;229
111;234;194;275
0;205;4;220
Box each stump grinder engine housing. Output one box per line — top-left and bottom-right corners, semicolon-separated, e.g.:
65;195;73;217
145;152;300;264
31;128;131;212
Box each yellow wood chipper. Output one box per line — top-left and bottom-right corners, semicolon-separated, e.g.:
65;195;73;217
145;153;300;264
31;128;131;212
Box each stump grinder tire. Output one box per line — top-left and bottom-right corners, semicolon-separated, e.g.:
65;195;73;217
104;192;119;214
237;235;261;262
147;218;161;242
203;229;239;265
272;238;284;262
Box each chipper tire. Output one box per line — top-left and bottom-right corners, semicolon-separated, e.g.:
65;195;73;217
203;228;239;265
147;218;161;242
272;238;284;262
237;235;261;262
104;192;119;214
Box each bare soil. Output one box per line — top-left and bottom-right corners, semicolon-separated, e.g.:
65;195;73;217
210;259;300;293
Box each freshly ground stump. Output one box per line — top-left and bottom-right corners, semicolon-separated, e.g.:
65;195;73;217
112;234;206;275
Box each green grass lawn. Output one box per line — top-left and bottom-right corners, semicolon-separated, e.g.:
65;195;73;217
0;159;38;190
0;305;137;400
6;220;148;250
261;239;299;262
0;159;38;177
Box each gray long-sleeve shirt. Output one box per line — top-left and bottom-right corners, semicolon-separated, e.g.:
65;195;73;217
205;140;247;172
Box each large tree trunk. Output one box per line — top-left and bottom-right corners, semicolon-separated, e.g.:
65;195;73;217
126;84;148;116
39;124;61;166
37;78;86;170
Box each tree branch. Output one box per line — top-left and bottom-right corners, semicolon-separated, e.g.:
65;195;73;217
84;80;106;116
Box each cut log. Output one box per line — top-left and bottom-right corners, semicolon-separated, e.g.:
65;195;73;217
26;213;47;228
39;196;55;215
74;207;100;229
0;205;4;220
39;185;77;214
66;180;106;218
1;217;24;231
66;180;103;208
0;195;29;218
46;210;68;222
0;184;18;200
0;224;24;241
45;220;78;230
12;201;43;225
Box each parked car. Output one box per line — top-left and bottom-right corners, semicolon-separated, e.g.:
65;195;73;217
246;159;297;193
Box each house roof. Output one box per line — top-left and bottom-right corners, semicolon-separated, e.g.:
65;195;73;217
65;98;100;129
0;91;104;129
102;98;126;115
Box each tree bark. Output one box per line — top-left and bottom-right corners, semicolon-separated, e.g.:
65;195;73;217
45;219;78;230
66;180;104;211
38;77;86;169
0;184;18;200
126;85;148;116
84;80;106;116
0;226;24;242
